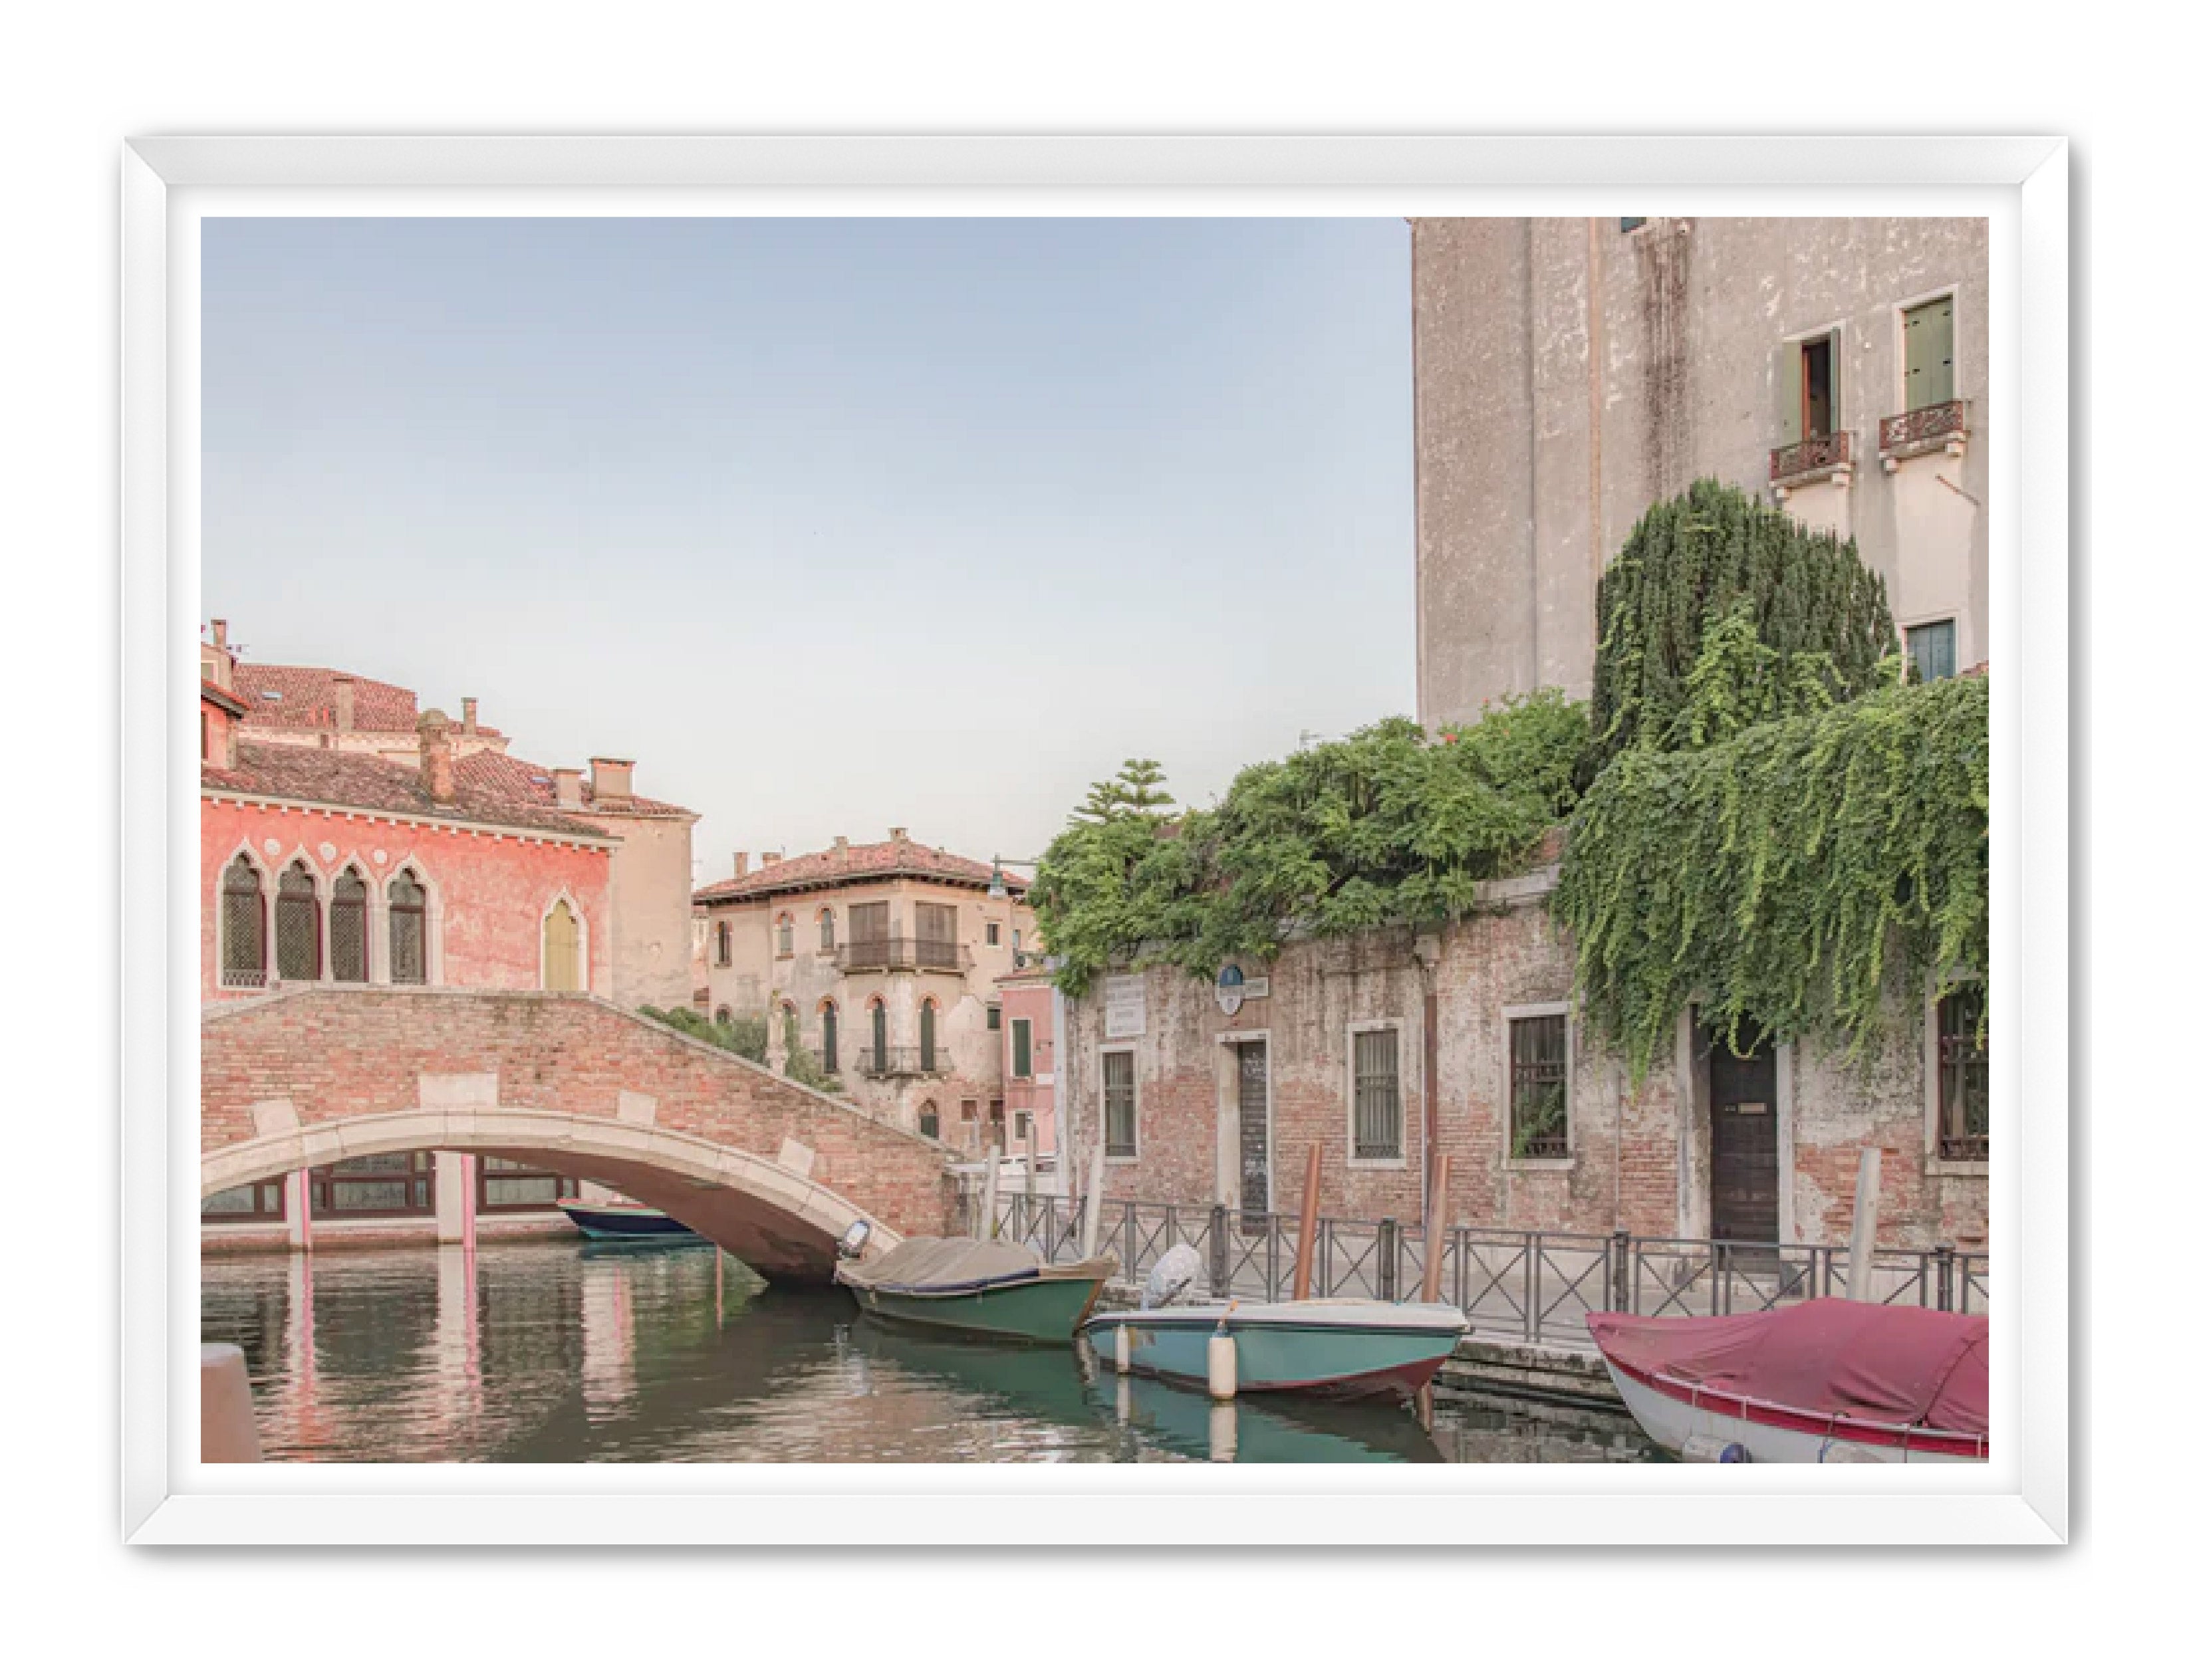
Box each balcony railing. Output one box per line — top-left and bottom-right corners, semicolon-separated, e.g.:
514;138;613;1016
856;1045;954;1078
1768;429;1853;484
832;938;971;974
1879;398;1970;460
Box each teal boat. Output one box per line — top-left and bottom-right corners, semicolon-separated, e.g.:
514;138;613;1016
1083;1298;1470;1402
836;1235;1115;1344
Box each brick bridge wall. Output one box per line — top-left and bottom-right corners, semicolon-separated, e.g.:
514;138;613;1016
202;988;960;1258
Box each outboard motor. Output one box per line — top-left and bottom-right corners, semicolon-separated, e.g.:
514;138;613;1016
1140;1243;1208;1310
837;1219;872;1261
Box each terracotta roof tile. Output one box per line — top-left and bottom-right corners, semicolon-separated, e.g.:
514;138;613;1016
202;740;612;840
694;838;1027;904
455;751;695;820
231;662;505;738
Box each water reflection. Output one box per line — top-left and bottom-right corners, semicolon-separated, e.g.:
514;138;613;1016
199;1242;1663;1465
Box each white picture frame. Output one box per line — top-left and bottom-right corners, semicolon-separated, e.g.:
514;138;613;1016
123;134;2070;1546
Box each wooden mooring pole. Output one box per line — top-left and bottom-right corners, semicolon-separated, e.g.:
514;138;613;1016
979;1145;1002;1239
1292;1142;1325;1302
1847;1146;1882;1303
1416;1154;1453;1428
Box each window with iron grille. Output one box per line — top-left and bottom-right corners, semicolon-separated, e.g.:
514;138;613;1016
388;870;427;984
311;1151;435;1218
475;1157;580;1211
1905;619;1958;685
1351;1028;1402;1159
1102;1050;1136;1157
220;855;265;987
1938;983;1988;1161
202;1175;285;1223
275;860;321;981
1509;1012;1570;1159
329;868;368;983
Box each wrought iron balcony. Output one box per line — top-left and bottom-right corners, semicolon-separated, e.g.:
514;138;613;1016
1879;398;1970;468
831;938;971;974
856;1045;954;1079
1767;429;1853;486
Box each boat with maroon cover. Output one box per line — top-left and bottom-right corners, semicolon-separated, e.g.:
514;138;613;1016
1586;1298;1988;1464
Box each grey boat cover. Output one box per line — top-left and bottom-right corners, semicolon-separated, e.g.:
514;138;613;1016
838;1235;1045;1294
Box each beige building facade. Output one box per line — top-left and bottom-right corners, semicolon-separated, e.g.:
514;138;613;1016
694;832;1041;1148
1414;216;1990;727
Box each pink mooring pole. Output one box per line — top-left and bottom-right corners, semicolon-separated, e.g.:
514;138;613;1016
462;1154;477;1259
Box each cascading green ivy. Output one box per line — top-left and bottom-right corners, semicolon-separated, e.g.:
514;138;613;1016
1551;673;1988;1080
1589;478;1898;771
1031;477;1986;1076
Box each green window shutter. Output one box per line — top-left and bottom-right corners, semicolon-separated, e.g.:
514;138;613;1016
1778;340;1805;443
1011;1018;1033;1079
919;1000;936;1072
1826;326;1843;433
1904;298;1954;410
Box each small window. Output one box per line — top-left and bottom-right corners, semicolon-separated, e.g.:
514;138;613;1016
781;1001;798;1049
1011;1017;1034;1080
475;1157;580;1211
275;860;321;982
202;1176;285;1223
311;1151;435;1219
819;1001;838;1076
986;1004;1001;1030
1102;1050;1136;1158
961;1098;978;1122
819;909;835;950
388;870;428;985
1938;984;1988;1161
918;998;938;1073
1352;1028;1402;1160
776;914;794;957
1509;1013;1570;1160
1015;1111;1035;1141
220;854;266;988
870;1000;888;1070
715;920;732;965
986;921;1001;947
1618;216;1647;233
918;1103;940;1140
1905;620;1958;685
715;1006;731;1026
330;867;369;983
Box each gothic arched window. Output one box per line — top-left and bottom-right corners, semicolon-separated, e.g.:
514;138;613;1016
220;855;265;987
275;860;321;982
388;870;427;985
329;867;368;983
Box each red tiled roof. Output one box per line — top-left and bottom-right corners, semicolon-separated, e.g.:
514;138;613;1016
202;740;612;840
455;750;695;820
694;838;1027;904
231;662;505;739
200;679;248;717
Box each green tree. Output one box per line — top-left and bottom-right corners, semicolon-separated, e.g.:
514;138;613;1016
1587;478;1897;771
1073;757;1178;825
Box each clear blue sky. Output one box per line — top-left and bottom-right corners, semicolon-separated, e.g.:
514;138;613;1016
203;217;1416;884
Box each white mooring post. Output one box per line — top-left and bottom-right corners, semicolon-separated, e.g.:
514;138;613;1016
1081;1145;1108;1264
1847;1146;1882;1303
979;1145;1001;1239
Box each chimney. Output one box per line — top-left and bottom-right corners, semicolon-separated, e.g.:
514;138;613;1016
461;697;479;734
210;619;228;650
833;835;850;864
419;709;455;802
333;676;356;735
762;850;783;867
733;852;749;879
888;826;908;843
590;757;634;805
553;767;585;810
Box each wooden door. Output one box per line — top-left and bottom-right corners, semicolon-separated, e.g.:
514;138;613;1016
1708;1032;1779;1249
1236;1040;1271;1229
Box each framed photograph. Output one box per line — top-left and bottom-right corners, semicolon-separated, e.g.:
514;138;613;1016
122;135;2069;1544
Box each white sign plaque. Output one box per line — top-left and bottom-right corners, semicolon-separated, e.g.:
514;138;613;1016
1104;973;1147;1038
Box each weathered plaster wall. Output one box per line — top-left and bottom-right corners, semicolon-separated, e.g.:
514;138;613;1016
1416;215;1990;728
585;810;696;1013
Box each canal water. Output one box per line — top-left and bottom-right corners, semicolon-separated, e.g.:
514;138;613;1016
201;1240;1666;1465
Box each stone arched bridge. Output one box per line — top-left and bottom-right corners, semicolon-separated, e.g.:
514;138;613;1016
201;988;962;1279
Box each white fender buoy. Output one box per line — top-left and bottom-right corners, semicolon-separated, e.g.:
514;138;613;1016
1208;1332;1239;1401
1114;1324;1132;1374
201;1343;262;1464
1210;1396;1239;1461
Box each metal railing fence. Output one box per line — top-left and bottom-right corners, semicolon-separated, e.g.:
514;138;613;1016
962;1187;1989;1350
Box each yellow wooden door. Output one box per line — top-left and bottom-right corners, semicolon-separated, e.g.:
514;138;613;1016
544;901;581;991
